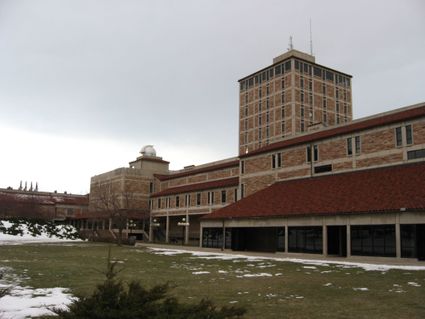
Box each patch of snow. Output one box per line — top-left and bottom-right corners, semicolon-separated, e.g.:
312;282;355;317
146;247;425;271
228;300;238;304
237;273;273;278
218;270;228;274
407;282;421;287
192;271;210;275
323;283;332;287
353;287;369;291
0;269;76;319
303;266;317;269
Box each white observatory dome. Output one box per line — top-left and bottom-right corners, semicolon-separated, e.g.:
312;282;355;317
140;145;156;157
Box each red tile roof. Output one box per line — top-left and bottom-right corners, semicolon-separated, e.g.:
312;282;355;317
241;103;425;158
151;177;239;198
154;160;239;181
203;162;425;220
0;191;89;206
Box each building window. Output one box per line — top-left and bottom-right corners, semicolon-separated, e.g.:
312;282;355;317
176;196;180;208
157;198;161;209
407;149;425;160
307;145;318;162
241;160;245;174
313;145;318;161
244;105;248;117
347;137;353;156
258;114;262;126
241;184;245;199
196;193;201;206
166;197;170;208
221;190;227;204
207;191;215;205
355;136;361;154
395;127;403;147
234;188;238;202
149;182;154;193
401;225;417;258
272;153;282;169
202;228;231;249
351;225;396;257
288;226;323;254
314;164;332;174
406;125;413;145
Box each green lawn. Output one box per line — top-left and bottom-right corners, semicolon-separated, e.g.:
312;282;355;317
1;243;425;318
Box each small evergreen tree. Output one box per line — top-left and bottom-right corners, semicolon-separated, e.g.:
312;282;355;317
52;252;246;319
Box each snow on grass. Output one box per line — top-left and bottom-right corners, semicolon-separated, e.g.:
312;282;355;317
407;282;421;287
237;273;273;278
192;271;210;275
0;267;76;319
0;220;82;245
146;247;425;271
353;287;369;291
303;266;317;269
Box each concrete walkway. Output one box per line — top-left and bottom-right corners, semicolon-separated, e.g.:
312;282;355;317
136;242;425;267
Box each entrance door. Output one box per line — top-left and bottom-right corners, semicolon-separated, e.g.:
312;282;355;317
327;226;347;257
417;224;425;261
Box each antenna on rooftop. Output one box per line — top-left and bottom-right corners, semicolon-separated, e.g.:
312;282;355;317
309;18;314;56
288;36;294;51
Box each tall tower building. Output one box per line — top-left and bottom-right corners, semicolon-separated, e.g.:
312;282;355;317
238;49;353;154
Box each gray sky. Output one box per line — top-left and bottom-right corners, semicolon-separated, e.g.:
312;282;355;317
0;0;424;194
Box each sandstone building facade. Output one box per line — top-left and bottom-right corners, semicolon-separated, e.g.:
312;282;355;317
84;49;425;262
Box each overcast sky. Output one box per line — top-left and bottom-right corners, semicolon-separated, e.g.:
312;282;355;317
0;0;424;194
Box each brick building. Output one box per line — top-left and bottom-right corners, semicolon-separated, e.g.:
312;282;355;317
238;50;352;154
85;49;425;262
0;188;88;221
